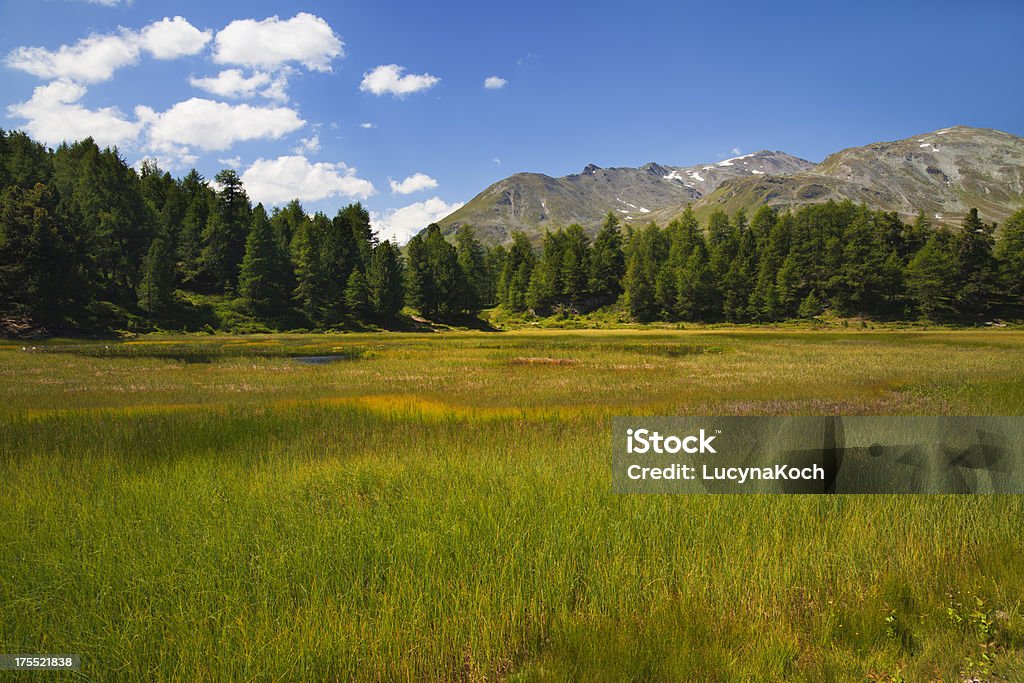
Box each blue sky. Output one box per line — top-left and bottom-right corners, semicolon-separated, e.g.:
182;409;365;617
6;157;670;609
2;0;1022;242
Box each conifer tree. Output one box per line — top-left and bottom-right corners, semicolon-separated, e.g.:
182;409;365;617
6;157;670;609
344;269;371;318
995;208;1024;300
137;236;176;317
367;240;404;319
455;225;487;314
238;204;290;319
906;232;959;320
589;212;625;301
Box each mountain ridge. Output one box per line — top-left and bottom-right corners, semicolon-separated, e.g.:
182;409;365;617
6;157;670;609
438;126;1024;244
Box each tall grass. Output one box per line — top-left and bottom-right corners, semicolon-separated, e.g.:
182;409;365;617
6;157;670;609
2;329;1023;680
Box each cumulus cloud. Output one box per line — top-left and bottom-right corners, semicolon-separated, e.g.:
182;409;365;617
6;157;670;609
5;17;210;84
389;172;438;195
136;98;304;155
292;134;321;155
214;13;343;72
189;68;289;102
217;156;242;169
139;17;211;59
7;79;141;147
5;31;140;83
360;64;439;97
241;155;375;205
370;197;463;244
484;76;507;89
360;122;376;129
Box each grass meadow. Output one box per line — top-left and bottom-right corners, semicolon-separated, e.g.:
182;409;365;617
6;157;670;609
2;329;1024;681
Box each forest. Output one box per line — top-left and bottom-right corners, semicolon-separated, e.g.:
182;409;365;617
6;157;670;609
2;129;1023;335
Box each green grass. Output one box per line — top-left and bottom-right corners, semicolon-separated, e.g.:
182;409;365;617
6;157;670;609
2;329;1024;681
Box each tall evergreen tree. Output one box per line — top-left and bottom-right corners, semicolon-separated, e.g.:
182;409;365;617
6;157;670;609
454;225;487;314
560;224;590;305
199;169;251;293
344;269;371;318
906;231;959;320
498;232;536;312
0;183;85;329
995;208;1024;300
589;212;625;301
404;224;462;319
954;208;997;317
292;212;330;325
366;240;405;319
238;204;291;319
137;236;176;317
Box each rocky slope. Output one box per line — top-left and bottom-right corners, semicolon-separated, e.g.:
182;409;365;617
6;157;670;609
439;126;1024;244
439;151;813;244
686;126;1024;227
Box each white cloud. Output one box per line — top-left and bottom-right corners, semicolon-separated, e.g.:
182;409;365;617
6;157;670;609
371;197;463;244
7;79;141;148
5;31;140;83
389;172;438;195
218;156;242;169
493;158;502;165
360;122;376;129
214;13;343;72
241;155;375;205
484;76;507;89
136;98;305;154
292;134;321;154
188;68;289;102
5;18;210;84
360;64;439;97
139;17;211;60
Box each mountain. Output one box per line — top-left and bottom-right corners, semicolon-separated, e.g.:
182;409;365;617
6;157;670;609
438;151;813;244
686;126;1024;227
438;126;1024;245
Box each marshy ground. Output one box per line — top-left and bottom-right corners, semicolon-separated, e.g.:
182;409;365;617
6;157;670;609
1;329;1023;680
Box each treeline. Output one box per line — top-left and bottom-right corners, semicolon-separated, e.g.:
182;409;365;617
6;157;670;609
473;203;1024;323
2;129;1024;335
0;131;411;333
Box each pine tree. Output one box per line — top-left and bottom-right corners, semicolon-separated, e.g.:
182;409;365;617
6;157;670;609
366;240;404;319
995;208;1024;300
137;237;176;317
0;183;84;330
482;244;507;306
238;204;290;319
405;224;461;319
623;251;655;321
675;242;715;321
454;225;487;314
527;229;564;312
344;269;371;318
589;212;625;301
498;232;535;312
199;170;251;294
797;290;823;319
954;208;996;317
560;224;590;306
292;213;329;325
906;232;959;320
